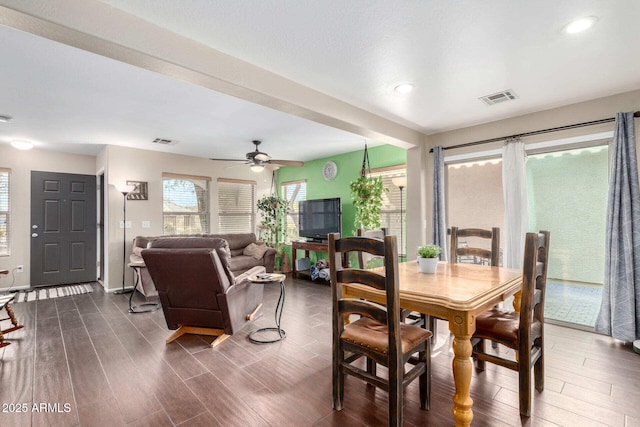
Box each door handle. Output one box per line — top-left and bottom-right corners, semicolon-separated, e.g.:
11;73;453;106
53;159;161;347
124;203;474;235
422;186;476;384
32;233;39;238
32;225;38;229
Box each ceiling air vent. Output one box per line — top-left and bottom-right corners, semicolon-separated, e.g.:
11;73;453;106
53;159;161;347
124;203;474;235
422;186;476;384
152;138;178;146
479;90;518;106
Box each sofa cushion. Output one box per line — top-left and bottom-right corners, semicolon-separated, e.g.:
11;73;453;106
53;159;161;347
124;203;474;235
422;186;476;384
229;255;263;273
243;242;269;260
213;233;259;256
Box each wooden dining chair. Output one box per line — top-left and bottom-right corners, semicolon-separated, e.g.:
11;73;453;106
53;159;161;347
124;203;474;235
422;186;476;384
471;230;550;417
329;233;431;426
0;270;24;349
356;228;388;269
450;226;500;266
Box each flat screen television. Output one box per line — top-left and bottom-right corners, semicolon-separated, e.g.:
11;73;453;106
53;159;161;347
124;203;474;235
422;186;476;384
298;197;341;242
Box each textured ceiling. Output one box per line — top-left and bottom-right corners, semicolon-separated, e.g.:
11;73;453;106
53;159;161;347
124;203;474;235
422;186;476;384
1;0;639;162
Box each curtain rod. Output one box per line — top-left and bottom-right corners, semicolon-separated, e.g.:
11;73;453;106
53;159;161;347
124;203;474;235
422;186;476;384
429;111;640;153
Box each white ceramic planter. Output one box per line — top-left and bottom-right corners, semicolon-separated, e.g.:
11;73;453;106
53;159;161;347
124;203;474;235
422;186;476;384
417;257;439;273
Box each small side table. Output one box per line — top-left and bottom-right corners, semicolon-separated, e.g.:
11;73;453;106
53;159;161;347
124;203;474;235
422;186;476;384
128;262;160;314
248;273;287;344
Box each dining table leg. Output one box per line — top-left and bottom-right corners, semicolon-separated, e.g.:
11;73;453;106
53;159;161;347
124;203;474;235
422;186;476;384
449;313;475;427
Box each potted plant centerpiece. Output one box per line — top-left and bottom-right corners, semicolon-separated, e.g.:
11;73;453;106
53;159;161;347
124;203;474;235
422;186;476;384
417;244;441;273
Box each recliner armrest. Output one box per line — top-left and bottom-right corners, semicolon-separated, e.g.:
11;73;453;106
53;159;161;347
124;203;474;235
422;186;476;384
234;266;267;285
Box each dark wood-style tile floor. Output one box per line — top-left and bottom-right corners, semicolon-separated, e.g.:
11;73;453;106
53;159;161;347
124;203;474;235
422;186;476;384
1;277;639;426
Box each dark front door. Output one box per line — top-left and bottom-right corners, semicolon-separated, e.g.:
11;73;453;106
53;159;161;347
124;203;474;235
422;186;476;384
30;171;97;286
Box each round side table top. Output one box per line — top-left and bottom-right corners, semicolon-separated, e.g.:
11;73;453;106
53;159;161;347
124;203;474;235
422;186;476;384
249;273;286;283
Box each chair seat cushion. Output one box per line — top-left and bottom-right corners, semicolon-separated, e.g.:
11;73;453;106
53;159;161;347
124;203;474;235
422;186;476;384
475;309;520;347
342;317;431;355
475;309;543;348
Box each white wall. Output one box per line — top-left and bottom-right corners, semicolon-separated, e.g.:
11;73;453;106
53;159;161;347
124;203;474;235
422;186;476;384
0;145;99;290
407;89;640;259
0;144;273;292
104;145;273;292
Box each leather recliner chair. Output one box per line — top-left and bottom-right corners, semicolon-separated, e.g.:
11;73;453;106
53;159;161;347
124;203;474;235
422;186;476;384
142;237;265;348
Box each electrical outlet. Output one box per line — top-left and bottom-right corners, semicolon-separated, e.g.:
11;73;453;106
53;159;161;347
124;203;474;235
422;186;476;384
16;265;24;273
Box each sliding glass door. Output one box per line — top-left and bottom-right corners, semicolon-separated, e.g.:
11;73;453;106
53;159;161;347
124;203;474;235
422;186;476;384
526;145;608;328
447;143;608;329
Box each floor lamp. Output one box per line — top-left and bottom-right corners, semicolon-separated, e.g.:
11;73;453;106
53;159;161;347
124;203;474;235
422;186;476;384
114;184;136;295
392;177;407;259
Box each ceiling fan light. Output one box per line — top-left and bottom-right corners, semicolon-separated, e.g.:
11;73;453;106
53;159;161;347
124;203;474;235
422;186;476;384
250;164;265;173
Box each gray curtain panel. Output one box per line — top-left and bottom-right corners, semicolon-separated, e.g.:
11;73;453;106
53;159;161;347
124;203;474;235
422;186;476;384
432;146;448;261
595;112;640;342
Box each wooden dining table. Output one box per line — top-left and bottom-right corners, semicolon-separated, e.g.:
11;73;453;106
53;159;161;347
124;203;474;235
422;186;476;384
342;260;522;427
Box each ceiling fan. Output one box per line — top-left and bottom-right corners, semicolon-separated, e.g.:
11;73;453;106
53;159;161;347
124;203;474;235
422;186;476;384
210;140;304;172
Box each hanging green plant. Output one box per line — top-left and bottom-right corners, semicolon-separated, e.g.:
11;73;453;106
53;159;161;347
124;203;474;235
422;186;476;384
350;175;386;231
257;194;290;248
349;143;387;232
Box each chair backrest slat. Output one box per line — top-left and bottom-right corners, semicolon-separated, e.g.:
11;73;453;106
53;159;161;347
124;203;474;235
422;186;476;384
450;226;500;266
337;269;387;291
518;231;550;340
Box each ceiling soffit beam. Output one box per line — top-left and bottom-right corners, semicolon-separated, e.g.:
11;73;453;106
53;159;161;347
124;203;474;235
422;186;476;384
0;0;422;149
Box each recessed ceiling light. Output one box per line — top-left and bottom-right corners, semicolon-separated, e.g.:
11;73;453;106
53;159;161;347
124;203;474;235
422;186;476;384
394;83;414;94
11;140;33;150
0;114;12;123
564;16;598;34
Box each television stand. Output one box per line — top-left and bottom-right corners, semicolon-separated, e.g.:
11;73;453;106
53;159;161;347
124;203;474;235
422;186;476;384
291;240;348;279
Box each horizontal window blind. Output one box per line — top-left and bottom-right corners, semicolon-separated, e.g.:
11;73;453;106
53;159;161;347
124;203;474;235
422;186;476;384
163;175;210;234
282;180;306;242
0;169;9;256
370;166;406;256
218;179;256;233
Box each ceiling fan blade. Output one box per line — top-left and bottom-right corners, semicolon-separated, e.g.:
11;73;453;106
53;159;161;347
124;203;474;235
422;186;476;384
209;158;246;162
270;159;304;167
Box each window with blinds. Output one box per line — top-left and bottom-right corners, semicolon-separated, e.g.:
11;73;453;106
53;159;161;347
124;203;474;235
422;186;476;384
162;173;210;235
281;180;306;242
370;166;407;256
0;169;9;256
217;178;256;233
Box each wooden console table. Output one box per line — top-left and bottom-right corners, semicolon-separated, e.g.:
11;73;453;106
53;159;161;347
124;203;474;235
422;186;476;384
291;240;347;279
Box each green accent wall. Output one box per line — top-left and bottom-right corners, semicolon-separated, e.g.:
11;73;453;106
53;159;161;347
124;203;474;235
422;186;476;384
277;144;406;237
277;144;406;267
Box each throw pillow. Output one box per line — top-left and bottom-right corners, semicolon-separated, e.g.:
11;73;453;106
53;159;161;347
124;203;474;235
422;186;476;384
243;242;269;260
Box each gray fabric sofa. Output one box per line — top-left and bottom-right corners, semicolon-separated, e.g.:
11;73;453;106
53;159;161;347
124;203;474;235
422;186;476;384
130;233;276;297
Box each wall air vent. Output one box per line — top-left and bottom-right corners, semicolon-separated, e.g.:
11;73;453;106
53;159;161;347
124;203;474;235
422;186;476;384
152;138;178;145
479;90;518;106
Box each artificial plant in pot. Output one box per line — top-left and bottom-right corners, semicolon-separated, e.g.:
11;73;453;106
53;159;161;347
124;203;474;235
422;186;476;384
417;244;441;273
257;194;290;253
